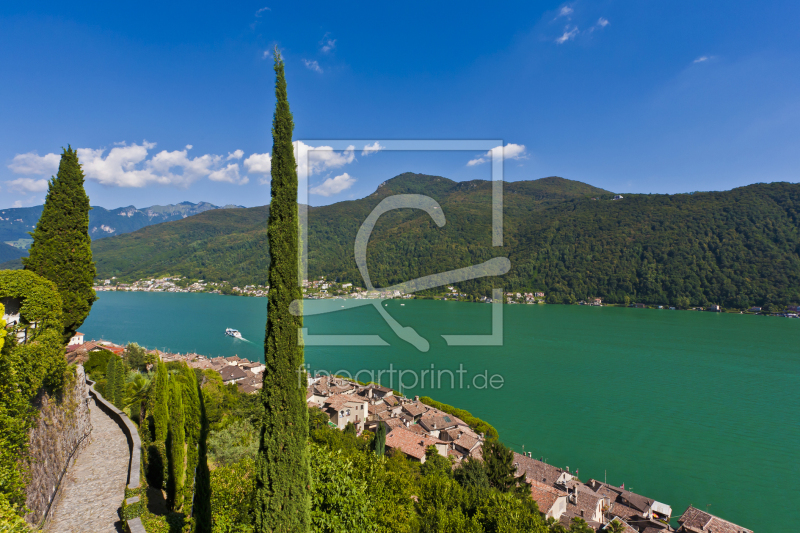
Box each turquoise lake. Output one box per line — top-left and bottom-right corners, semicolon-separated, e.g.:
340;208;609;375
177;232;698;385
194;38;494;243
82;292;800;531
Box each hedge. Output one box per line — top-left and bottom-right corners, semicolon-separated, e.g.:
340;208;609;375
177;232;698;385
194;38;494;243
419;396;499;440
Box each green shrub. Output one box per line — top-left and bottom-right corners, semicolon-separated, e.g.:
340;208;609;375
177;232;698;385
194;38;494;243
208;419;258;467
0;269;66;511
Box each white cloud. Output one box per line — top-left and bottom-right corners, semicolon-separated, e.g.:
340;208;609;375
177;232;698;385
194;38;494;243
694;55;712;63
8;142;257;189
361;142;385;156
467;143;528;166
303;59;322;73
255;6;270;16
262;50;270;60
558;6;573;17
293;141;355;176
244;152;272;175
8;152;60;175
77;142;222;188
12;200;22;208
209;163;248;185
320;34;336;53
7;177;49;193
310;172;356;197
556;26;579;44
597;17;609;27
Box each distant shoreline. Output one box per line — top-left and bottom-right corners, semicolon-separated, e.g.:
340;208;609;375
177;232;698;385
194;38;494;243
92;285;799;318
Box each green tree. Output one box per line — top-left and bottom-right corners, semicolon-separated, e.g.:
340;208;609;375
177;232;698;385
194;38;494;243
453;456;489;490
114;358;125;409
421;445;453;478
106;357;117;403
153;363;169;442
254;48;310;532
193;378;212;533
483;439;528;493
23;146;97;341
0;270;66;511
167;377;186;511
371;422;386;456
606;519;627;533
569;517;594;533
208;419;259;466
124;342;148;371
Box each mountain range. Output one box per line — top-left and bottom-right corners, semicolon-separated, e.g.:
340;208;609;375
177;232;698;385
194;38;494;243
3;174;799;308
0;201;242;264
74;173;800;309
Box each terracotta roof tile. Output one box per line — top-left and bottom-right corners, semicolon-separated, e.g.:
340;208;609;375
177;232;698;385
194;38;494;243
678;506;752;533
385;427;443;460
529;479;567;514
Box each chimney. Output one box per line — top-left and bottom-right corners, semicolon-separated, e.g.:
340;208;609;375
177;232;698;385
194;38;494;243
414;396;420;401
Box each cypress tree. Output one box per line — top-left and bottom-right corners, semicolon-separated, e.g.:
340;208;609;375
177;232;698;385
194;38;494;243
372;422;386;456
114;357;126;409
105;356;116;402
193;379;212;533
153;363;169;442
167;378;186;511
254;48;310;532
23;146;96;342
179;365;201;506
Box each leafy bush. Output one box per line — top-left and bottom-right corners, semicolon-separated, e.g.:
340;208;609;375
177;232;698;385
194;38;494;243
207;419;258;467
0;269;66;512
210;456;255;532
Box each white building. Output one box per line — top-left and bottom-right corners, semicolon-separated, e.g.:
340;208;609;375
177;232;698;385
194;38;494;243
68;332;85;346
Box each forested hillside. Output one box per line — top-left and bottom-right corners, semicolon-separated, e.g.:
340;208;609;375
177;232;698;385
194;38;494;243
90;174;800;308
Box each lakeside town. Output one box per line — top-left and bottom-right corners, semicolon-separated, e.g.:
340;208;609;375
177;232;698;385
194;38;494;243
63;332;755;533
93;275;800;317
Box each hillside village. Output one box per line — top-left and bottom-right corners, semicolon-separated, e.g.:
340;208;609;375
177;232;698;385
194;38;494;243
65;334;755;533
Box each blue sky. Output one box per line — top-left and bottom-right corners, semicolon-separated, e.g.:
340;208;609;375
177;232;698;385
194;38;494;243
1;1;799;209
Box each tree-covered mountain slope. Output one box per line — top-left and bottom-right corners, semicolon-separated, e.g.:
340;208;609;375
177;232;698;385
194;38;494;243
88;174;800;308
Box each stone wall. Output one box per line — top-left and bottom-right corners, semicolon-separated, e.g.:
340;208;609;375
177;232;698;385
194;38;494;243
24;365;92;527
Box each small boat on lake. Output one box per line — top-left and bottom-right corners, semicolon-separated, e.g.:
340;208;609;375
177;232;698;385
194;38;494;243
225;328;243;339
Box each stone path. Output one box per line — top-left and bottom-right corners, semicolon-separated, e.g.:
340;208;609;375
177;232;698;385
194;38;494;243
46;398;129;533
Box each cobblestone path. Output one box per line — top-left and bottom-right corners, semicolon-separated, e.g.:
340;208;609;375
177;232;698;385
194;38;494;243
46;398;129;533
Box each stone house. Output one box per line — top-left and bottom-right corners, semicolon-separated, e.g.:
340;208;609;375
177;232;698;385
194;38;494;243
586;479;672;524
384;427;448;463
219;365;247;384
529;479;568;521
514;453;575;487
68;332;85;346
321;394;369;430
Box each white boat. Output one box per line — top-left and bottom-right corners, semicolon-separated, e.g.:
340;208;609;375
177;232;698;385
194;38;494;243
225;328;243;339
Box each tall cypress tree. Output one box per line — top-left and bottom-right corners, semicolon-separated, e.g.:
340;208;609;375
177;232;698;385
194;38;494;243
105;357;116;402
23;146;96;342
153;363;169;442
167;378;186;511
193;379;212;533
254;48;310;532
372;422;386;456
114;357;126;409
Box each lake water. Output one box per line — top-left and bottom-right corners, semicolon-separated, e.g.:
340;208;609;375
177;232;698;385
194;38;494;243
82;292;800;531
